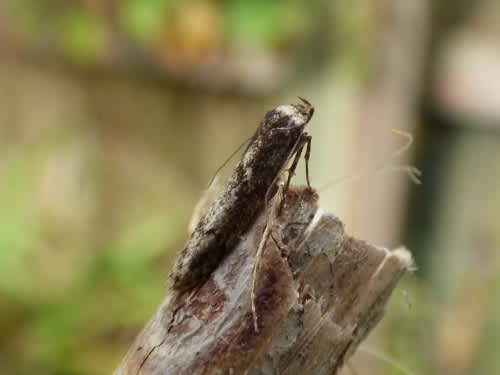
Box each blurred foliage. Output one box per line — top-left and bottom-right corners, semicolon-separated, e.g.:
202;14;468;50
0;120;185;373
120;0;173;43
222;0;308;47
0;154;38;297
0;1;350;373
1;1;500;375
4;0;314;66
60;9;107;63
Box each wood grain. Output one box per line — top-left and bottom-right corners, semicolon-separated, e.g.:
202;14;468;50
115;186;413;375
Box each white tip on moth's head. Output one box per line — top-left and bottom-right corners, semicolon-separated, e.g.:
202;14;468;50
273;98;315;128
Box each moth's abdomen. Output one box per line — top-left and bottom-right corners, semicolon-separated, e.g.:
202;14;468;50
169;231;224;292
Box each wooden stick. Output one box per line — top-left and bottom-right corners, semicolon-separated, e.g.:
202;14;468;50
115;186;413;375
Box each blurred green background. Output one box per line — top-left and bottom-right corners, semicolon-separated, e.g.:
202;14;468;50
1;1;500;374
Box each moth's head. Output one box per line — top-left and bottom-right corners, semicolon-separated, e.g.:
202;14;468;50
265;98;315;131
296;97;315;122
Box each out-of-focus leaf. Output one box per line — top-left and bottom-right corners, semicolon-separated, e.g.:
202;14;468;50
3;0;47;36
120;0;172;43
0;156;38;297
107;213;183;285
27;265;163;374
223;0;306;47
61;10;107;63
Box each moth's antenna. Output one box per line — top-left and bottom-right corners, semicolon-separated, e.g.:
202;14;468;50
389;129;414;159
297;96;312;106
207;136;253;188
297;97;315;120
319;129;421;192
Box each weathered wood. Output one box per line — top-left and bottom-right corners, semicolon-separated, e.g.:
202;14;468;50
115;186;413;375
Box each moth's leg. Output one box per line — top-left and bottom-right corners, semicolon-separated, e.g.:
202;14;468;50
284;136;306;192
279;135;307;214
270;232;289;258
304;133;312;187
268;130;311;213
252;183;284;332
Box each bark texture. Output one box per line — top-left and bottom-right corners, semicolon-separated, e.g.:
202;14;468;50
115;186;413;375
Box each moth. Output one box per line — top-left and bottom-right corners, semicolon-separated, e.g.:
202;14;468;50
169;98;315;292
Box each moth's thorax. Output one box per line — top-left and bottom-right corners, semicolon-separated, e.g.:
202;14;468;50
261;102;314;133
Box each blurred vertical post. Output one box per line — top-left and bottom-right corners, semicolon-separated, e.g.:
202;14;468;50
338;1;429;374
351;0;429;247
